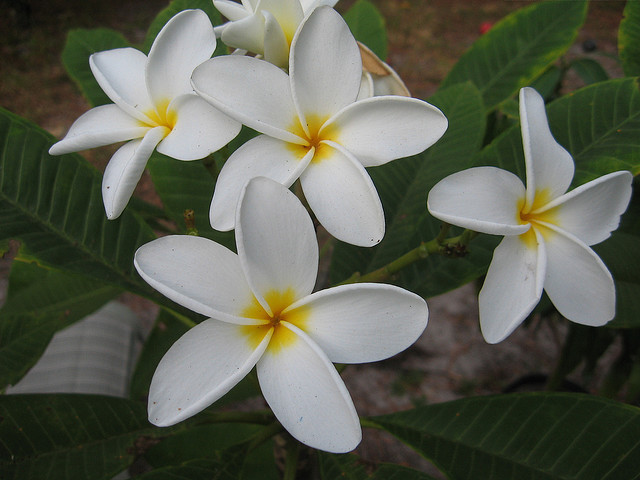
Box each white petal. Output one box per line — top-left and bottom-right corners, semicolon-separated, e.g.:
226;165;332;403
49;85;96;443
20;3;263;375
300;142;385;247
89;48;154;124
146;10;217;105
427;167;531;236
156;94;240;160
288;283;428;363
220;11;266;54
148;319;271;426
537;171;633;246
236;177;318;311
519;87;574;211
479;233;546;344
290;6;361;129
134;235;263;324
542;224;615;326
259;0;305;39
300;0;338;13
262;10;290;68
358;41;411;98
214;0;252;22
48;104;148;155
356;72;374;101
192;55;304;144
209;135;314;231
102;127;166;219
257;322;361;453
325;96;448;167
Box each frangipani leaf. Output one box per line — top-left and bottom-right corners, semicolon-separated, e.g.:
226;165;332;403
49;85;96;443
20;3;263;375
61;28;130;107
441;0;587;110
343;0;388;60
0;394;171;480
619;1;640;77
330;82;496;298
0;108;155;294
0;259;120;389
371;393;640;480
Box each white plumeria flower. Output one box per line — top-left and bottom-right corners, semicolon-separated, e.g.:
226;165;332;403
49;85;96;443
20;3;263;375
134;177;428;453
192;6;448;246
357;41;410;101
49;9;241;219
213;0;338;68
427;87;633;344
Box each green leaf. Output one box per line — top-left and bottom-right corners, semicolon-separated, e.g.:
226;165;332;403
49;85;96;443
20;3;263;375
330;82;496;298
372;464;441;480
0;107;155;294
569;58;609;86
371;393;640;480
343;0;388;60
619;1;640;77
0;394;170;480
318;452;369;480
441;0;588;110
61;28;130;107
142;0;223;54
0;259;120;389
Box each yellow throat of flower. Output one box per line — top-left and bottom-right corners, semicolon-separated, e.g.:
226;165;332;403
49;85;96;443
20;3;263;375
518;189;558;248
143;98;177;131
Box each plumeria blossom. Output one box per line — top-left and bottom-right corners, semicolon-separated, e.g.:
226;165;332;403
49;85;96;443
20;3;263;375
134;177;428;452
49;9;241;219
213;0;338;68
427;87;633;344
192;6;448;246
357;42;410;100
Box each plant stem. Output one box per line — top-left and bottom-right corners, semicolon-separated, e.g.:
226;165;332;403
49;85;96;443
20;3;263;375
283;439;301;480
337;227;479;285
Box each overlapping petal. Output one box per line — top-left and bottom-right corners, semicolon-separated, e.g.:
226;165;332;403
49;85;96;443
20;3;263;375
262;10;290;67
48;104;149;155
288;283;428;363
300;142;385;246
89;48;154;124
210;135;314;231
428;167;530;236
157;94;241;160
148;319;272;426
134;235;262;324
236;177;318;310
102;126;167;219
257;322;361;453
519;87;574;211
538;171;633;246
325;96;448;167
541;224;615;325
290;6;361;127
213;0;252;22
219;10;266;53
479;233;546;344
192;55;304;144
146;9;217;105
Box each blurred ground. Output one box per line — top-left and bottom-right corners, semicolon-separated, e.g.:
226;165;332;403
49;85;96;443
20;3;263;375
0;0;628;477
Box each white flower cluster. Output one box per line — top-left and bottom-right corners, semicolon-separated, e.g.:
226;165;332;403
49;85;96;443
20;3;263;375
49;2;632;453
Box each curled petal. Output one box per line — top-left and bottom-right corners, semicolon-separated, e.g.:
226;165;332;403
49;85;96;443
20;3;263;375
538;171;633;246
262;10;290;68
519;87;574;211
146;9;217;105
102;126;166;219
324;96;447;167
257;322;361;453
49;104;148;155
236;177;318;312
290;6;361;130
90;48;154;124
358;41;410;98
220;11;266;54
192;55;304;144
134;235;261;324
357;72;374;101
209;135;314;231
288;283;428;363
300;142;385;247
157;94;240;160
427;167;530;236
148;319;271;426
214;0;252;22
479;233;546;344
541;223;616;326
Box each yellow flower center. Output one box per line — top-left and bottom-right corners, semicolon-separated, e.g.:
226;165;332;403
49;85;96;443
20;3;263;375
517;189;558;248
240;288;310;354
142;98;177;131
287;114;337;163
